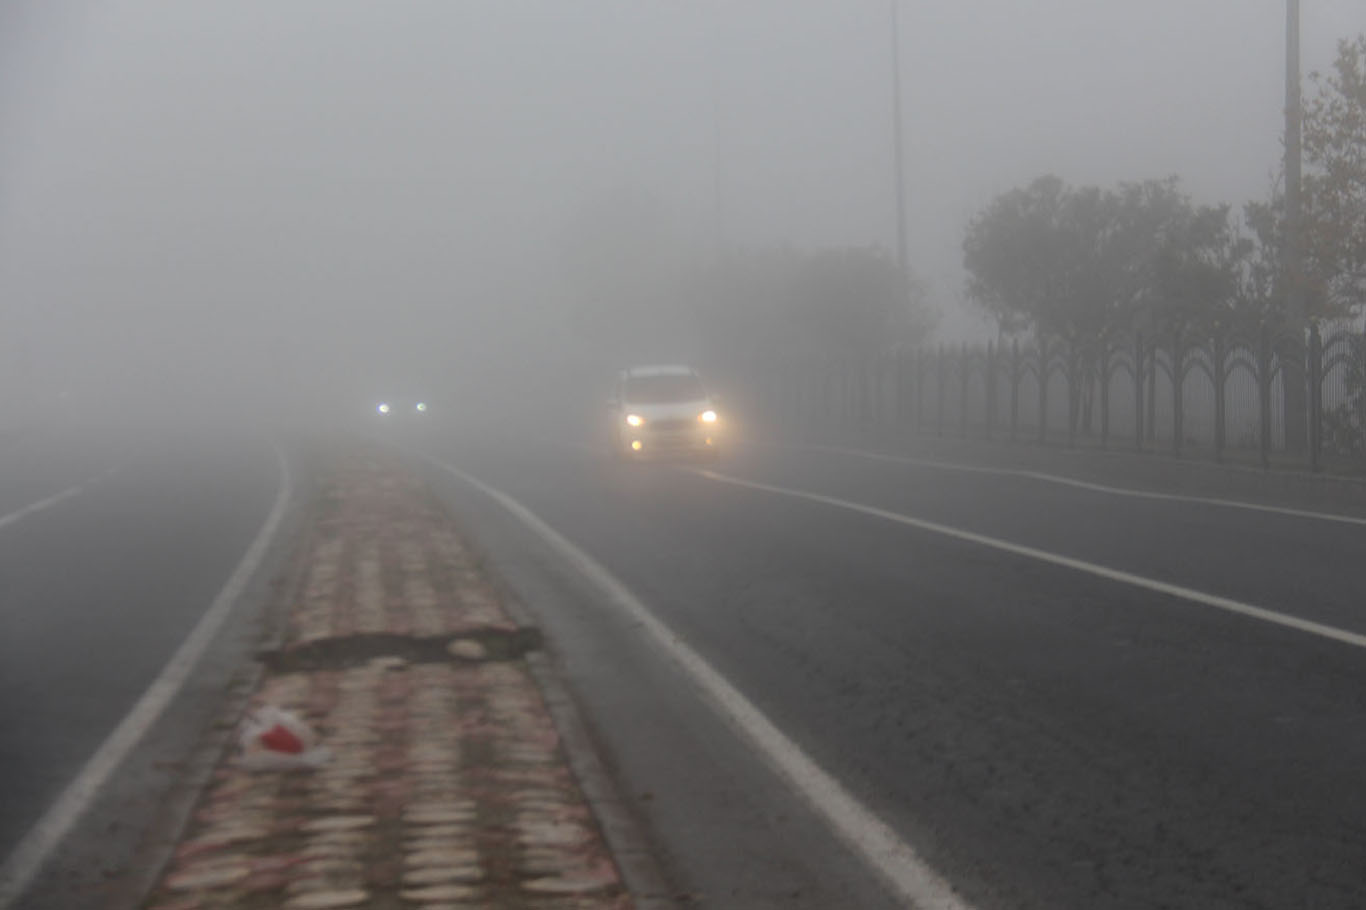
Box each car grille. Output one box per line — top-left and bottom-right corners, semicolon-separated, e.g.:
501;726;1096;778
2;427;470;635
650;418;694;432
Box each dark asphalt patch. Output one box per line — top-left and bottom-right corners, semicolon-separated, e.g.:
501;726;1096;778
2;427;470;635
258;628;543;673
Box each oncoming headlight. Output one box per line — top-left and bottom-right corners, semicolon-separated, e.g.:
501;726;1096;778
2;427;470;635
626;413;645;427
415;402;428;412
377;403;391;415
699;410;718;424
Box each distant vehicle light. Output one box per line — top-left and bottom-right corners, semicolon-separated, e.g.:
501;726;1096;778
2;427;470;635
699;410;718;423
377;403;391;415
631;440;643;452
626;414;645;427
415;402;428;412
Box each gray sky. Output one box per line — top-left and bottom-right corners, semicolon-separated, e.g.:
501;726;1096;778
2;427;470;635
2;1;1363;414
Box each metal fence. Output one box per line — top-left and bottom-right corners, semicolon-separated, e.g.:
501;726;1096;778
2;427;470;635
750;326;1366;472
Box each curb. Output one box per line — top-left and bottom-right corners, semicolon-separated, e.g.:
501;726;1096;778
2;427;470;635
466;529;682;910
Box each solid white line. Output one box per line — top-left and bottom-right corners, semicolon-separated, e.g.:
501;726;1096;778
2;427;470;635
0;443;293;909
800;443;1366;528
423;454;973;910
693;468;1366;651
0;485;86;533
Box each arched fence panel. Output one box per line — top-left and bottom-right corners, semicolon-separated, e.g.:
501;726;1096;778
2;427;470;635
770;326;1366;470
1045;355;1072;442
963;355;990;438
1222;346;1262;456
1319;331;1365;458
1180;345;1217;455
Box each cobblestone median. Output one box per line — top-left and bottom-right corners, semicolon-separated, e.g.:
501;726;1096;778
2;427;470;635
145;453;632;910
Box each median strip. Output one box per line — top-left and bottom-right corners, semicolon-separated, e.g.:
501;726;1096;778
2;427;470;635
141;450;635;910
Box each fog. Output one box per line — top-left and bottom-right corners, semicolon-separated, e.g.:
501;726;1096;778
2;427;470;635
2;0;1363;430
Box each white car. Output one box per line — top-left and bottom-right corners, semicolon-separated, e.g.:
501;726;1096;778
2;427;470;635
609;365;721;459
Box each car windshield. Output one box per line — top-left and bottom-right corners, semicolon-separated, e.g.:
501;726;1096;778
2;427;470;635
624;374;705;405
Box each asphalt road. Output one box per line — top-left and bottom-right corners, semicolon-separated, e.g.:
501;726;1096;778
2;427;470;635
418;425;1366;910
0;426;283;881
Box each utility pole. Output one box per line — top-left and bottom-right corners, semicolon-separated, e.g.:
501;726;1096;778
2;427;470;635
890;0;909;279
1283;0;1308;453
712;76;724;263
709;3;725;264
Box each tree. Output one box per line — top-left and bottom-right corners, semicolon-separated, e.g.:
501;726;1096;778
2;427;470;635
963;175;1221;344
691;245;935;366
1149;203;1248;339
1303;34;1366;320
1300;34;1366;454
962;175;1070;335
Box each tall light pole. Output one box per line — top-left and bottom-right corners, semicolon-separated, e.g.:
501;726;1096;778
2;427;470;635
1284;0;1307;452
712;71;725;263
890;0;909;279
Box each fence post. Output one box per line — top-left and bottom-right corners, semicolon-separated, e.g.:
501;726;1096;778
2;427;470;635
1258;326;1272;469
848;357;858;429
875;355;885;428
1213;336;1226;464
936;343;946;437
959;342;970;438
781;357;792;429
985;340;997;439
1099;343;1111;449
1309;323;1323;472
876;354;888;429
1171;331;1183;458
1010;339;1020;441
830;357;841;429
895;348;907;427
862;357;873;429
1037;337;1049;444
846;357;854;428
1067;341;1079;448
1147;342;1158;444
859;358;871;427
1134;333;1144;450
914;347;925;433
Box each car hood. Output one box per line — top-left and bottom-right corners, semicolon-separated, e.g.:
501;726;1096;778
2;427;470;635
625;400;712;421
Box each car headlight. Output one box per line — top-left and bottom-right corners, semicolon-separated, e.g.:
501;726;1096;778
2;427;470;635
699;410;718;423
377;403;391;415
415;402;428;412
626;413;645;427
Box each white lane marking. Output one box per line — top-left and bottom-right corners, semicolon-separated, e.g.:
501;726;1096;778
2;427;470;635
693;468;1366;651
0;443;293;909
0;462;129;530
423;454;973;910
0;486;86;533
800;443;1366;528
